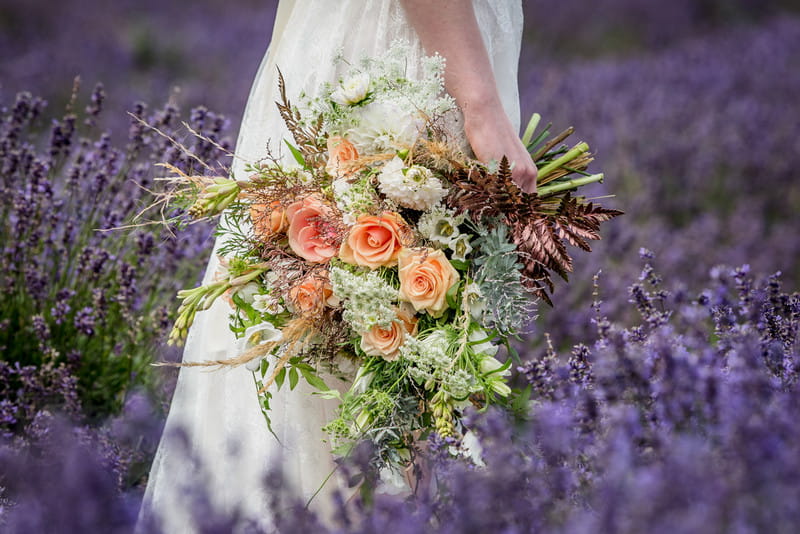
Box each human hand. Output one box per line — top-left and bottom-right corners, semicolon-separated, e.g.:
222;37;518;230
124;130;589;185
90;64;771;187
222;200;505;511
464;105;538;193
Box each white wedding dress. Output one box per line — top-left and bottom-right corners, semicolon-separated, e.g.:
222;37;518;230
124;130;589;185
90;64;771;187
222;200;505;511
138;1;523;532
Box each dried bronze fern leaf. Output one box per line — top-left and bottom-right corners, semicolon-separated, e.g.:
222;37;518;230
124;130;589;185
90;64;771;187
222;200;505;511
447;158;622;304
275;69;326;165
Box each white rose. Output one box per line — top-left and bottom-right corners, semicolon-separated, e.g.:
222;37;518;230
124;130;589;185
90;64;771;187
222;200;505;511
331;73;370;106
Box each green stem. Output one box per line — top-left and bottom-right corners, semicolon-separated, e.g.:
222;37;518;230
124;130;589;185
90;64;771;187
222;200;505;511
521;113;541;146
537;173;604;197
536;142;589;180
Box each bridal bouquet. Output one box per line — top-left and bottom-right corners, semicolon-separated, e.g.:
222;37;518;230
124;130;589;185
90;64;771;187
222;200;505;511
149;43;621;472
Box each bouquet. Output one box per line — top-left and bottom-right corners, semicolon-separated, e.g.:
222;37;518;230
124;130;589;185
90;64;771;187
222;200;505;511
147;42;621;475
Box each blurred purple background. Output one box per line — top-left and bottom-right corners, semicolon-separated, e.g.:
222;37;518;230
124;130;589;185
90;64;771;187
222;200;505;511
2;3;800;530
1;0;799;339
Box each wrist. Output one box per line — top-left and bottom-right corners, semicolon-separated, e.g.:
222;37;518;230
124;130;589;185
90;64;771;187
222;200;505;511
450;80;503;117
461;97;512;135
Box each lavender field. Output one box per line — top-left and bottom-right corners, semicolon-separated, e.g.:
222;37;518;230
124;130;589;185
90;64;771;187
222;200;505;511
1;0;799;532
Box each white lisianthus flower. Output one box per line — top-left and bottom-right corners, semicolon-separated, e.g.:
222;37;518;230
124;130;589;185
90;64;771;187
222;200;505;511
469;328;498;358
331;73;371;106
377;157;447;211
470;328;510;397
346;101;423;153
462;282;485;320
417;206;465;246
252;293;284;315
239;322;283;371
233;281;260;304
378;466;410;495
450;234;473;262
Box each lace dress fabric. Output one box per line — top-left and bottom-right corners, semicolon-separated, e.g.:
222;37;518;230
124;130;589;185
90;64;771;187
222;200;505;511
138;1;522;532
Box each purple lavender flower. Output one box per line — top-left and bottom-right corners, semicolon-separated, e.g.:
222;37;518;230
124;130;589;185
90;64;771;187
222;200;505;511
73;307;96;336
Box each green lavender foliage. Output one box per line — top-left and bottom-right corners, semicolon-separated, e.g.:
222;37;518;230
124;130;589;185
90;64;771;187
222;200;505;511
0;88;226;428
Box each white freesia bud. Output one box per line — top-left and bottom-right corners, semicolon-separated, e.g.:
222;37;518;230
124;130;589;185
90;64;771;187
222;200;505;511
331;73;370;106
490;381;512;397
352;367;374;395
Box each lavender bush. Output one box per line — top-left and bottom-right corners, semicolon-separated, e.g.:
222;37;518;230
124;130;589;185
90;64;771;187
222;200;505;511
522;14;800;347
520;0;799;59
0;85;228;433
2;254;796;533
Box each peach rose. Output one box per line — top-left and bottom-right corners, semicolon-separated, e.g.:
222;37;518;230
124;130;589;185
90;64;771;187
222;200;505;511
339;212;408;269
326;136;360;177
250;200;289;239
398;248;460;318
286;195;339;263
289;272;335;316
360;309;418;361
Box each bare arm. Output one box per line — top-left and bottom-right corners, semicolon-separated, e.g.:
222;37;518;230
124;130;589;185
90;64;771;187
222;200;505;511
400;0;537;192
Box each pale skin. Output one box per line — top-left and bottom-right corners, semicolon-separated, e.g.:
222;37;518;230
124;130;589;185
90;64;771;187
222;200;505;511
400;0;538;193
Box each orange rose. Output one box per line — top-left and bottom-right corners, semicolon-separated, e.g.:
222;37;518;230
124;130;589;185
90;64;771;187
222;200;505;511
286;195;339;263
326;136;360;177
398;248;460;318
339;212;408;269
289;271;335;316
360;309;418;361
250;200;289;239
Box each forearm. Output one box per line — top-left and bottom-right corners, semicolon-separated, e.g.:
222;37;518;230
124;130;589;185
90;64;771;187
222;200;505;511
400;0;538;191
399;0;503;116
